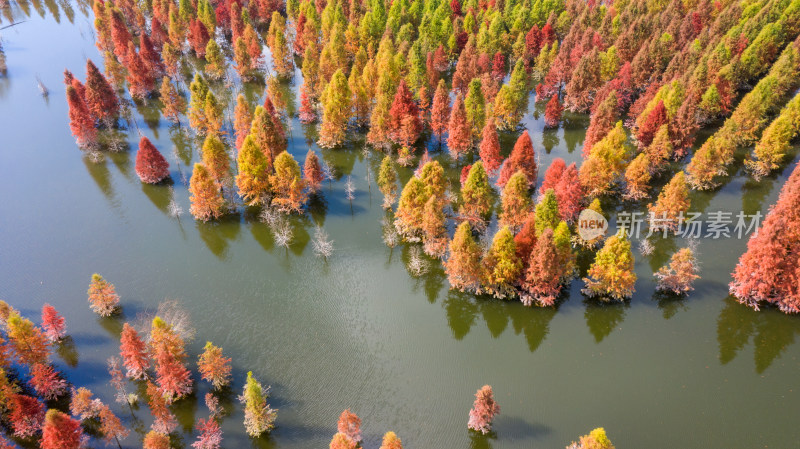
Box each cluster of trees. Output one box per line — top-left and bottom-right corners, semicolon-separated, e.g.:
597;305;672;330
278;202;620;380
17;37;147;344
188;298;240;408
0;278;278;448
730;161;800;314
63;0;800;310
328;409;407;449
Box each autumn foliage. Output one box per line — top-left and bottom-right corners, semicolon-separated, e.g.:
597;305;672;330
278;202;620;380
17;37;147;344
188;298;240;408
87;273;120;317
468;385;500;435
136;137;171;184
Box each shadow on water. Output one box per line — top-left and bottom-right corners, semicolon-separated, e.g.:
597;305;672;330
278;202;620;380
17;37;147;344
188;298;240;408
196;215;242;260
583;299;629;343
717;297;800;373
141;181;174;215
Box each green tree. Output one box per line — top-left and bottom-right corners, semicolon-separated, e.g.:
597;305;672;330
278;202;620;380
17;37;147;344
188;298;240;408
583;233;636;301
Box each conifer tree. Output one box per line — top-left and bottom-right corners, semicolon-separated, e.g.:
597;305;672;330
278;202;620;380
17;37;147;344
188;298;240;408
445;222;483;293
583;233;637;301
85;59;119;124
534;189;560;236
146;380;177;434
9;394;45;438
464;78;486;139
203;91;225;137
66;85;98;149
236;135;271;206
430;80;451;144
144;431;170;449
28;363;67;400
228;96;251;150
498;131;537;188
395;177;429;237
483;227;522;297
377;156;398;209
298;83;317;123
478;118;502;175
584;91;618;155
468;385;500;435
500;171;532;229
41;304;66;342
204;39;226;80
250;105;286;162
201;135;231;187
151;316;192;403
136;137;171;184
655;247;700;295
379;432;403;449
98;404;129;446
460;161;493;220
189;19;211;57
189;74;210;132
624;152;651;200
120;322;149;379
318;69;351;148
337;409;362;444
87;274;120;317
748;93;800;180
41;410;83;449
330;433;357;449
126;42;155;99
579;121;628;197
234;37;254;79
304;151;325;194
160;77;186;124
270;151;308;213
648;171;690;232
189;163;227;221
637;100;667;148
447;93;472;158
544;94;563;128
198;342;231;390
388;80;422;146
241;371;277;437
522;228;563;306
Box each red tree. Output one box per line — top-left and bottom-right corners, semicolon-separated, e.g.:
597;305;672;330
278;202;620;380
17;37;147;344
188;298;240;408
553;163;583;223
522;228;563;306
192;418;222;449
544;94;563;128
189;19;211;58
135;137;170;183
126;41;155;99
730;161;800;313
541;158;565;192
120;322;150;379
526;25;542;60
430;80;450;143
337;409;362;444
146;381;177;434
298;83;317;123
85;59;119;123
388;80;422;146
497;131;537;187
514;212;537;268
197;342;232;390
468;385;500;434
304;150;324;193
447;94;472;159
9;394;45;438
41;304;66;342
637;100;667;147
110;10;132;61
478;118;502;175
41;409;83;449
66;85;98;149
140;33;165;77
491;52;505;81
28;363;68;400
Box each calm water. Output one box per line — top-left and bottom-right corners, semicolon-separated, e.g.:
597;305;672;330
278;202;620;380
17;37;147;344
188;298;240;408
1;4;799;449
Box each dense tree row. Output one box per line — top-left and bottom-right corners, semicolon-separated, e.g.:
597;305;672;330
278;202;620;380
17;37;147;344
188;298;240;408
59;0;800;312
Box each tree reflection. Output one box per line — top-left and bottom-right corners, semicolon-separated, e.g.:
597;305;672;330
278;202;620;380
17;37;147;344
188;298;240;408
196;216;242;260
508;303;557;352
584;299;628;343
443;290;478;341
717;297;800;373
